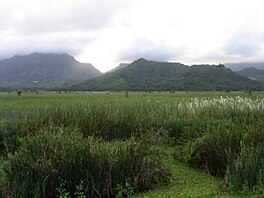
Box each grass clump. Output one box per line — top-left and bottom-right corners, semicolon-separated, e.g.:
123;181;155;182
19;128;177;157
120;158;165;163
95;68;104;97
225;143;264;195
0;121;22;155
183;125;264;177
3;127;170;197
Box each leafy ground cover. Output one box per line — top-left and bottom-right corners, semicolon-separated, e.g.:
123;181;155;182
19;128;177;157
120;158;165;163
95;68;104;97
138;147;221;198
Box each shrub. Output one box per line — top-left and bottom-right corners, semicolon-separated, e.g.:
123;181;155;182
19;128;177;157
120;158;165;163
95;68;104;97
16;90;22;98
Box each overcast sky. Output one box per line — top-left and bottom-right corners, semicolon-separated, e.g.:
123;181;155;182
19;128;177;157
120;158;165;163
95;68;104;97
1;0;264;72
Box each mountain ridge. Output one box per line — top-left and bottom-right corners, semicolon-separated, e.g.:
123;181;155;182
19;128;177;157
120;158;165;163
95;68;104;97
225;62;264;71
236;67;264;81
0;53;102;90
71;58;264;91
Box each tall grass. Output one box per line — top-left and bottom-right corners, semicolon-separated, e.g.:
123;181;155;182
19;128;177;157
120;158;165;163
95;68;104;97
4;127;170;197
183;126;262;174
0;92;264;196
178;96;264;194
226;143;264;195
0;121;21;155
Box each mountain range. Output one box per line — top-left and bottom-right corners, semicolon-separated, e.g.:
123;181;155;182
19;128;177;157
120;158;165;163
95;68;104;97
235;67;264;81
71;58;264;91
0;53;263;91
0;53;101;90
225;62;264;71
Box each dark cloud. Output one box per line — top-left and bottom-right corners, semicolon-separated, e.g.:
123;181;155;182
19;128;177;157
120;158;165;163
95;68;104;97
118;39;184;62
224;30;264;56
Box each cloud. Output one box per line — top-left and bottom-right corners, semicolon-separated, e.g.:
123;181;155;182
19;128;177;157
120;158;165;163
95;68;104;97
0;0;130;33
0;31;94;60
224;30;264;56
118;39;184;62
1;0;264;71
0;0;131;60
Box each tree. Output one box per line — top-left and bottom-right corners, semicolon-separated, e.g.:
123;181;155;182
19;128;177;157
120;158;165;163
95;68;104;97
16;90;22;99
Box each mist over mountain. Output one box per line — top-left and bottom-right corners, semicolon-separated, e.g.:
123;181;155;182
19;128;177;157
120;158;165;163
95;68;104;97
105;63;130;73
71;58;264;91
0;53;101;90
236;67;264;81
111;63;130;72
225;62;264;71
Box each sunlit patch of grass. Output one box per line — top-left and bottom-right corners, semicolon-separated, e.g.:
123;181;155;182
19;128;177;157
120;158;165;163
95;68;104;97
137;147;221;198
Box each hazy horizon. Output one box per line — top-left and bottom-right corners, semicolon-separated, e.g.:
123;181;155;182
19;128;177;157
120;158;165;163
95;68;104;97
1;0;264;72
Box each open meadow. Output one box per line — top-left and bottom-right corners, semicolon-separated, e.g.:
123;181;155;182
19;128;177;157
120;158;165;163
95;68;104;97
0;91;264;197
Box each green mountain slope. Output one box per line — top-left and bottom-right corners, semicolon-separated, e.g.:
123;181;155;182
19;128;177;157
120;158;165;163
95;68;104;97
72;58;264;91
236;67;264;81
0;53;101;90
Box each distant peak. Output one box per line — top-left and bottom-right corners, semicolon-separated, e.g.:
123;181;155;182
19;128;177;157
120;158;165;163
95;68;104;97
12;52;73;58
13;52;77;62
216;63;226;68
136;58;148;62
244;67;259;70
30;52;72;57
118;63;130;66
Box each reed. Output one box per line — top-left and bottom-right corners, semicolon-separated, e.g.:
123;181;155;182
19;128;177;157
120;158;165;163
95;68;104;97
5;127;170;197
226;143;264;195
0;92;263;196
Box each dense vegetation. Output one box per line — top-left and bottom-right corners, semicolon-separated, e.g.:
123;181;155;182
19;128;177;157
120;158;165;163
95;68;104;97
0;53;101;90
0;91;263;197
72;58;264;91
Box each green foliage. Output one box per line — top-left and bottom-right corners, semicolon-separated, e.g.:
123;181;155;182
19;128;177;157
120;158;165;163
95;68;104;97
0;92;264;197
73;58;264;91
0;156;8;197
57;180;87;198
183;124;264;177
245;90;252;96
5;127;170;197
74;181;86;198
0;121;21;155
116;182;134;198
139;147;221;198
16;90;22;98
0;53;101;90
225;143;264;195
236;67;264;81
57;181;71;198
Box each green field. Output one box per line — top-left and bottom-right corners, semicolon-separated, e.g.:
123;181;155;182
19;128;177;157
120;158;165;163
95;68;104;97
0;91;264;197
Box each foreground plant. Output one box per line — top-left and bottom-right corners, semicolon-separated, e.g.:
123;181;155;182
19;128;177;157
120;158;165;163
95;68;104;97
3;127;170;197
225;143;264;195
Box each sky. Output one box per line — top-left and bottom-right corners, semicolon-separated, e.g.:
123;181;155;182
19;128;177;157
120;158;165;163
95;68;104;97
1;0;264;72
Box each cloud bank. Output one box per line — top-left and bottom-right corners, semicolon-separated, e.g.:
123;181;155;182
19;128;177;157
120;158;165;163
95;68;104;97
1;0;264;71
118;39;184;62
